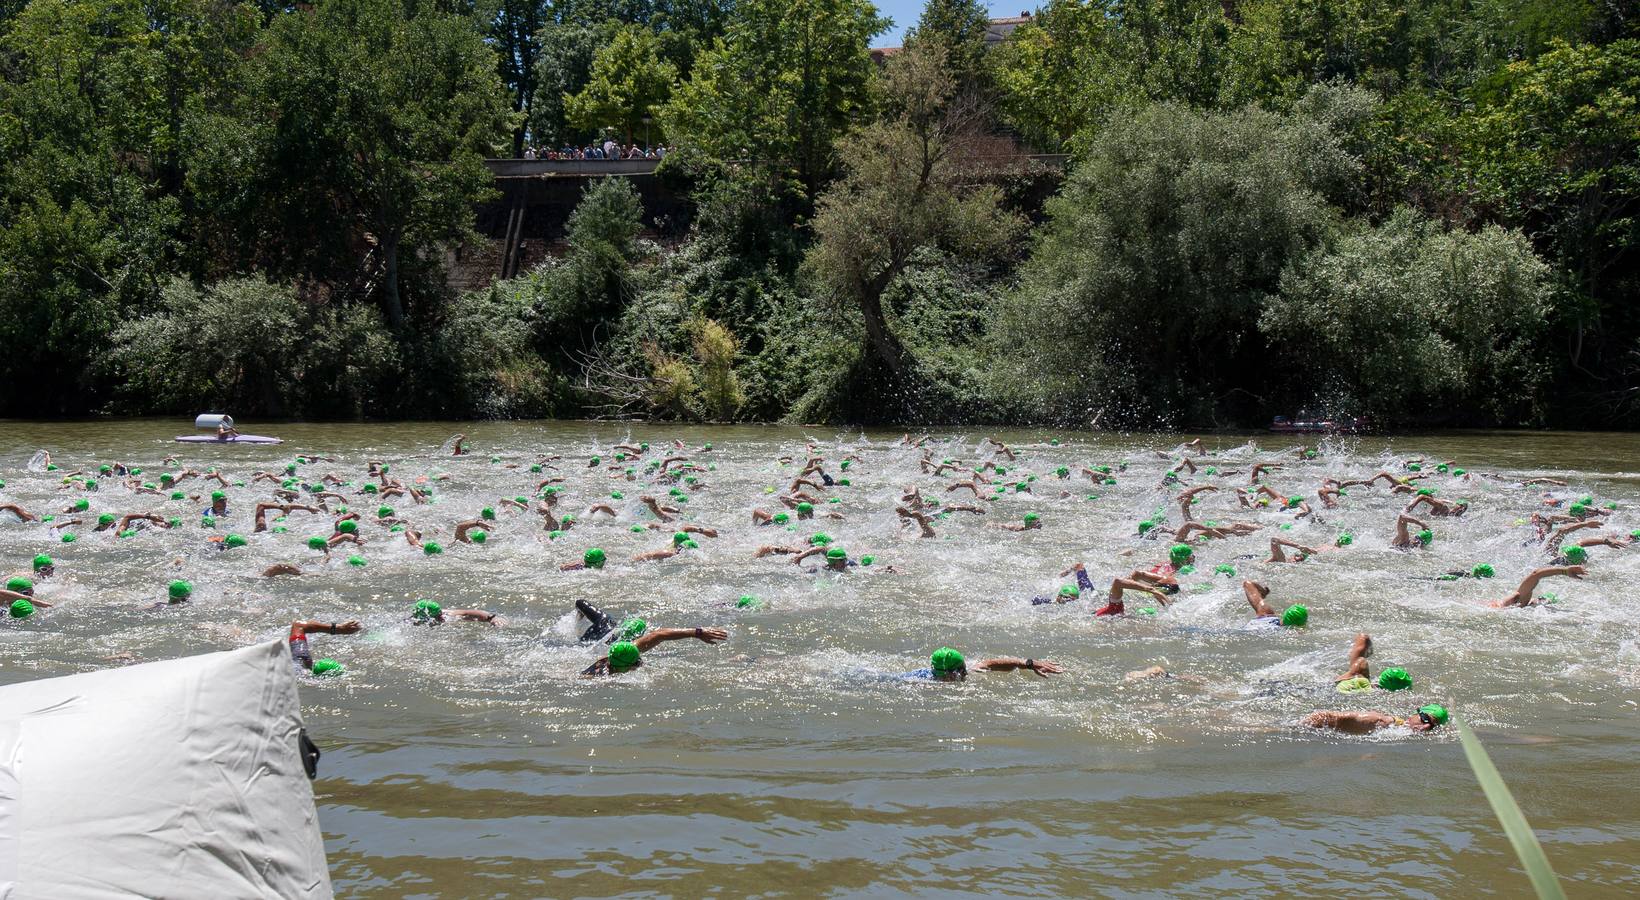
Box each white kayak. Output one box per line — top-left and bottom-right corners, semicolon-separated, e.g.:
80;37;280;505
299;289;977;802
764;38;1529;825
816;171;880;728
174;434;283;444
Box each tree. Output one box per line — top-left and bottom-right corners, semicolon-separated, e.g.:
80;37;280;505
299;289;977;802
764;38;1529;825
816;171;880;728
904;0;991;90
529;21;605;148
661;0;886;198
487;0;550;155
806;42;1021;390
1003;90;1368;425
565;23;676;144
1260;209;1554;424
247;0;514;329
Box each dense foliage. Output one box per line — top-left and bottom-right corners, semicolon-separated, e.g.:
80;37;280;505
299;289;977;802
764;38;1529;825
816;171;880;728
1;0;1636;428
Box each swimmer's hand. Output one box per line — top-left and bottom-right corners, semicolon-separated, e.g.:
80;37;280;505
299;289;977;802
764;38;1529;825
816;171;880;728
1566;565;1587;578
332;620;363;634
1025;659;1064;677
694;627;729;644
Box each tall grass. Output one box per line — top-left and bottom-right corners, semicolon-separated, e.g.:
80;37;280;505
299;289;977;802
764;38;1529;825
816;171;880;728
1454;718;1568;900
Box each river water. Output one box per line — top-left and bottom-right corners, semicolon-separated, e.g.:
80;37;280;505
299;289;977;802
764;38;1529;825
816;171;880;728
2;421;1638;897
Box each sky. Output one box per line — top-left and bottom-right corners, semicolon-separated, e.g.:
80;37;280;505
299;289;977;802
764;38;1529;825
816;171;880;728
871;0;1034;47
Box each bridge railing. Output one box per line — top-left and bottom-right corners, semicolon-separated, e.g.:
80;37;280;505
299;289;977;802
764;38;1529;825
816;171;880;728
485;158;660;177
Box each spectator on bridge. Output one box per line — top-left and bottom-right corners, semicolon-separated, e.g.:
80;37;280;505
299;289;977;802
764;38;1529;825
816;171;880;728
603;137;618;158
523;146;536;160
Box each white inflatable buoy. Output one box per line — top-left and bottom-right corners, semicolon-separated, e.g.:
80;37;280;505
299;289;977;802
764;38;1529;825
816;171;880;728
194;413;234;430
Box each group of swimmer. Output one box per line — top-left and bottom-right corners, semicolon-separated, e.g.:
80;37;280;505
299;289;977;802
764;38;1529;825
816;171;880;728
3;434;1629;737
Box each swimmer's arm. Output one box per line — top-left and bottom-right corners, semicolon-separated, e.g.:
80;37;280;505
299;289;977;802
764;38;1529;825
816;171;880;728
1547;520;1602;546
454;520;490;542
790;547;825;565
0;504;38;522
291;620;362;635
0;589;48;608
634;627;728;649
444;608;501;625
972;657;1063;677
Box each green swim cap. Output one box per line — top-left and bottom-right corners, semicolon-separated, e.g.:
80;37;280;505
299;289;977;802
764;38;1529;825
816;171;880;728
1056;466;1069;478
98;513;115;527
422;541;443;556
32;554;52;571
1562;544;1587;564
9;598;34;619
611;491;624;500
161;472;175;484
224;534;248;548
673;531;689;546
1058;584;1080;599
60;533;77;543
608;641;640;670
737;595;762;609
1280;604;1308;627
1471;563;1495;578
1437;463;1449;473
377;505;393;518
811;532;833;546
211;491;225;501
1569;502;1589;517
530;464;542;473
168;580;192;601
307;536;327;550
1407;463;1421;472
1378;667;1412;691
590;456;601;466
347;555;367;567
584;548;606;568
480;506;496;521
1336;532;1353;547
1138;520;1156;535
828;497;841;504
629;524;644;533
1104;478;1117;485
1416;529;1433;546
825;546;847;561
516;496;529;505
1169;544;1193;566
311;659;343;676
548;529;564;540
469;529;487;544
1452;468;1465;476
1305;450;1317;459
201;515;216;528
337;519;357;534
773;512;789;524
682;539;700;549
860;554;875;566
118;529;136;539
1177;564;1196;575
1205;466;1217;475
618;617;647;641
412;599;442;622
363;483;379;494
99;464;111;474
1024;512;1040;526
797;502;813;514
1215;563;1236;576
838;478;851;487
83;478;97;490
931;647;965;673
170;491;185;500
1417;488;1436;497
73;499;90;512
1417;704;1448;726
5;577;32;593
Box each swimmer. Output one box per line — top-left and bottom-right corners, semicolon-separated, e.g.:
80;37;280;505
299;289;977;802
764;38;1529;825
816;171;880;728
1301;704;1447;734
1335;633;1372;683
0;503;38;522
254;502;320;533
1093;576;1170;616
560;547;607;571
581;626;729;676
1267;538;1322;563
897;505;937;538
988;512;1042;532
454;520;491;543
901;647;1064;681
572;598;641;642
1404;495;1470;517
448;433;470;455
262;563;304;577
1241;580;1308;628
1031;562;1096;605
1489;565;1585;608
410;599;501;625
1176;485;1218;521
792;545;855;571
288;619;363;672
1391;514;1433;549
2;577;53;615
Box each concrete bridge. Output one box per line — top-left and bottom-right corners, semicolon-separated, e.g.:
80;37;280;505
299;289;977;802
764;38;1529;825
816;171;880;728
451;155;1068;292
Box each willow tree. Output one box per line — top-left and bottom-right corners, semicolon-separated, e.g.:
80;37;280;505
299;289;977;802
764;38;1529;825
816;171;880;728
806;42;1021;388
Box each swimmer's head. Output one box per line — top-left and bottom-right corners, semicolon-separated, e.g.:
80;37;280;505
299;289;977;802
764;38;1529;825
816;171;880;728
1471;563;1495;579
210;490;226;504
1416;529;1433;547
72;499;90;512
860;555;876;566
1023;512;1041;528
1215;563;1236;577
1169;544;1193;566
583;547;606;569
773;512;789;524
413;599;443;623
1415;704;1448;730
337;519;358;535
797;502;815;518
224;533;247;549
931;647;967;679
825;546;848;569
608;641;641;672
736;595;762;609
9;598;34;619
1377;667;1412;691
6;577;33;596
422;541;443;556
168;580;193;602
673;531;689;546
311;659;343;676
32;554;53;575
811;532;833;546
307;536;327;550
1569;502;1589;517
347;554;367;567
97;513;115;528
1561;544;1587;564
377;505;393;519
1056;466;1069;478
617;618;647;641
481;506;496;520
1138;519;1156;535
1059;584;1080;599
470;529;487;544
1280;604;1308;628
1336;532;1353;547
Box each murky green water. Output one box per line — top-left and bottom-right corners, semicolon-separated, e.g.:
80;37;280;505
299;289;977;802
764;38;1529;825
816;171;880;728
2;420;1638;897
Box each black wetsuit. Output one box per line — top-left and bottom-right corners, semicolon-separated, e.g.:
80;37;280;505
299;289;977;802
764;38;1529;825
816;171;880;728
575;598;619;642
